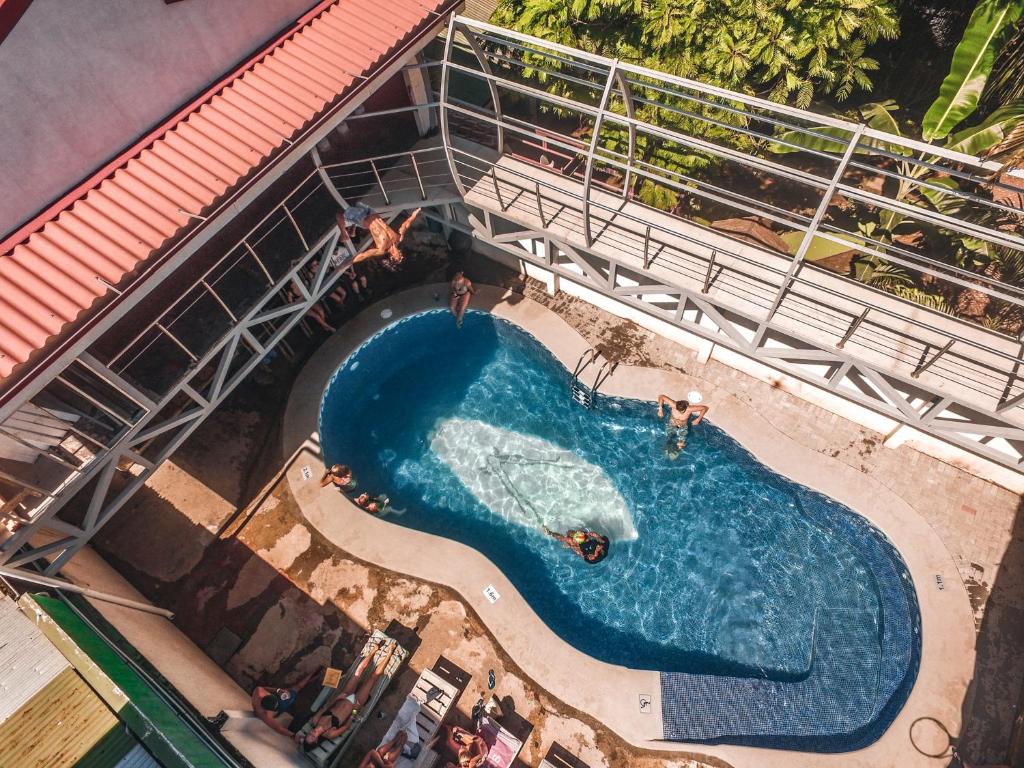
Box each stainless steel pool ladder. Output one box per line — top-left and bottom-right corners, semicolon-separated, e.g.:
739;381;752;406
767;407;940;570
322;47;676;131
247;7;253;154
570;348;614;408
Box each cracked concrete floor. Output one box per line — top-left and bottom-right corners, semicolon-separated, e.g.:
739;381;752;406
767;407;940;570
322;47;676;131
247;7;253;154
94;258;1024;767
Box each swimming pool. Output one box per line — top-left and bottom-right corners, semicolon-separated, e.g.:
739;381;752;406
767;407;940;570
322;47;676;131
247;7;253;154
319;309;920;750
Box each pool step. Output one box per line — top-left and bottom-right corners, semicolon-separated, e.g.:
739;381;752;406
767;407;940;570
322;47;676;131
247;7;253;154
571;380;593;408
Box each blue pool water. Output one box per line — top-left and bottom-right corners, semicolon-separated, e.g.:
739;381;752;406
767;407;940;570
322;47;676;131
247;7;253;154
319;310;920;749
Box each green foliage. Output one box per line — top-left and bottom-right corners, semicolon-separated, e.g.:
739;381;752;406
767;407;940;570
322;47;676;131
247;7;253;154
492;0;899;107
922;0;1024;141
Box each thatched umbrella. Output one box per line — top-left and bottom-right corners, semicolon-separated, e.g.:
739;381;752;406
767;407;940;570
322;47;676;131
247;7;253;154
710;217;792;255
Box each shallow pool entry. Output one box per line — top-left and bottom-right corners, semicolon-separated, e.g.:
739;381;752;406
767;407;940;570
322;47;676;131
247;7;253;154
319;309;920;750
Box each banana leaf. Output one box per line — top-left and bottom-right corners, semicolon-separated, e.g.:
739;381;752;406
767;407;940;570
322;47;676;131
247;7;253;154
922;0;1024;141
945;101;1024;155
768;101;909;156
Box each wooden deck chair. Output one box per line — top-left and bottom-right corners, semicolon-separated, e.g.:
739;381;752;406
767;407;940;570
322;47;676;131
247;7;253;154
477;715;524;768
538;742;591;768
377;666;459;768
297;629;408;768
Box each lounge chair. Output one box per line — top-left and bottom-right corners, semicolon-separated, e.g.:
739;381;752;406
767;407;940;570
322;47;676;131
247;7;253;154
377;666;460;768
477;715;523;768
298;629;408;768
538;742;590;768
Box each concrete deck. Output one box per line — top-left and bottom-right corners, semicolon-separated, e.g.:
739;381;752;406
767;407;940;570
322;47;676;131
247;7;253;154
284;283;975;768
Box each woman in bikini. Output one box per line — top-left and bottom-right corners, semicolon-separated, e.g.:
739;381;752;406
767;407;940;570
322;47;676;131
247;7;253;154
449;270;474;328
297;639;398;751
430;724;487;768
357;730;408;768
337;205;422;272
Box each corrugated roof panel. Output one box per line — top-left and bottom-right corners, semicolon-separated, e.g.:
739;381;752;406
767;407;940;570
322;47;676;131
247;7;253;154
0;0;451;382
0;597;69;725
0;667;118;768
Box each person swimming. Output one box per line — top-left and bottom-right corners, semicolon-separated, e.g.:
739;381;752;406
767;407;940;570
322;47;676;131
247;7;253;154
543;527;609;564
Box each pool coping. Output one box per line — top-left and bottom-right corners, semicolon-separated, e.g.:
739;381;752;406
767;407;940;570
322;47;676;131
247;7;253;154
283;284;974;768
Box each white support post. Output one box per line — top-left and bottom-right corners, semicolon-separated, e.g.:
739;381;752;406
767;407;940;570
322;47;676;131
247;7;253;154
440;15;469;198
754;124;865;348
582;60;620;248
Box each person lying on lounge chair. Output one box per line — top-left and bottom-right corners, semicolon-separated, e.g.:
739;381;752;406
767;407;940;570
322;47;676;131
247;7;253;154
297;639;399;750
251;668;320;737
358;730;407;768
337;204;422;272
429;724;487;768
543;527;610;564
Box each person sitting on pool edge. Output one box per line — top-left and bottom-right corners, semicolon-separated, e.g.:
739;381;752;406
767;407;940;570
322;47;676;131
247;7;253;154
543;526;610;564
657;393;709;458
449;268;475;328
321;464;357;493
355;492;389;515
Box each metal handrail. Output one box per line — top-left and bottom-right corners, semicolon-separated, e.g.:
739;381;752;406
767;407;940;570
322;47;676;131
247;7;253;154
448;148;1024;377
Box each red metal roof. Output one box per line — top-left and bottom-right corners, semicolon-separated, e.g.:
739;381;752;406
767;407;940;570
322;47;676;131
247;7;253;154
0;0;451;383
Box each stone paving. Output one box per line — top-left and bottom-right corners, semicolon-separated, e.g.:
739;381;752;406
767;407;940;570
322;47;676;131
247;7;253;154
92;255;1024;767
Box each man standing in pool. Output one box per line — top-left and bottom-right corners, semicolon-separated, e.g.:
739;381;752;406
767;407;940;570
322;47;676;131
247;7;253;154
657;394;709;458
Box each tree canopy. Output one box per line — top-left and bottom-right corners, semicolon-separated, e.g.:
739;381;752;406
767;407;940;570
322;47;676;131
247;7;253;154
492;0;900;108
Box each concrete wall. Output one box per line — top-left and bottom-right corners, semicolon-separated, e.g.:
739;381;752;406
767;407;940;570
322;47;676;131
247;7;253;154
0;0;320;238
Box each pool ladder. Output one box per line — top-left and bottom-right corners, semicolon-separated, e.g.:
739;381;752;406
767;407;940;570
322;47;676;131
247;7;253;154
570;348;614;409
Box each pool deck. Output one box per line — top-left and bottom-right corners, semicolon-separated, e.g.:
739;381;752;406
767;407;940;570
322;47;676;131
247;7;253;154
284;283;975;767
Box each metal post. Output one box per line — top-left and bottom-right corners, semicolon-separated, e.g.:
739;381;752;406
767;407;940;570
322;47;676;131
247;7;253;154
311;146;348;209
282;203;308;251
369;159;391;206
837;308;869;349
244;240;275;285
702;250;717;294
758;125;865;332
156;323;198;363
535;181;544;224
410;154;428;200
490;166;503;209
0;564;174;618
613;70;637;199
912;339;954;378
582;60;620;248
462;29;505;154
439;14;469;198
642;225;651;269
201;280;237;322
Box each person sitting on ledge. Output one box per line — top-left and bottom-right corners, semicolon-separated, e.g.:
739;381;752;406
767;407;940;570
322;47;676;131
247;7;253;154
337;204;422;272
355;492;389;515
449;269;475;328
251;668;321;737
321;464;357;493
543;527;610;564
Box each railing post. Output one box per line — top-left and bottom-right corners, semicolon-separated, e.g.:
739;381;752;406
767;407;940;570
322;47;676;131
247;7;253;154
410;154;427;201
756;124;866;340
912;339;954;378
282;203;308;251
439;14;469;198
837;308;869;349
642;225;651;269
369;159;391;206
582;60;620;248
614;69;637;200
702;250;717;294
535;181;544;224
244;240;275;286
490;167;503;209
